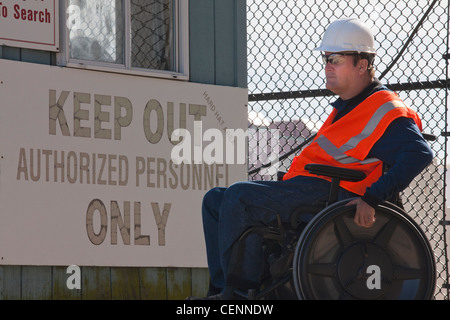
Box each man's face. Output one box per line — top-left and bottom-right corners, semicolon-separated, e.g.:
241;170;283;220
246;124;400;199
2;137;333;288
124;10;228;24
323;52;363;99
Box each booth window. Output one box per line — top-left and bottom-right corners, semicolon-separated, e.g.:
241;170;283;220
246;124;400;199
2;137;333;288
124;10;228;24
63;0;188;78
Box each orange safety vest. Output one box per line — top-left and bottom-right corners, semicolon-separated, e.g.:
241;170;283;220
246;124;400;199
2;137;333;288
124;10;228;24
283;90;423;195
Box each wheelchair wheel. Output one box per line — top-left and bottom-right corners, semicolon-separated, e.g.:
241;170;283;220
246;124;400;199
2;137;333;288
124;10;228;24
293;199;436;300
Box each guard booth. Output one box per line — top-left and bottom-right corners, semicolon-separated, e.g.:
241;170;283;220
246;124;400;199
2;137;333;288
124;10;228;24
0;0;247;299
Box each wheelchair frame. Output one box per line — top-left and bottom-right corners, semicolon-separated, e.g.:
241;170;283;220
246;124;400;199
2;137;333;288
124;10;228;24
225;163;436;300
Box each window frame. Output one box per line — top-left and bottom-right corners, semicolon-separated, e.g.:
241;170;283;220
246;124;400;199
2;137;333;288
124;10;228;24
57;0;189;80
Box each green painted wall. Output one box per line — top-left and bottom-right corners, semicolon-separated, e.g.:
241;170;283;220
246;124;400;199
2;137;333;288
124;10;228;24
0;266;209;300
189;0;247;88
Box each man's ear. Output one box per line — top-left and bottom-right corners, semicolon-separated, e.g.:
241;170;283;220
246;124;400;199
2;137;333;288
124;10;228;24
359;59;369;74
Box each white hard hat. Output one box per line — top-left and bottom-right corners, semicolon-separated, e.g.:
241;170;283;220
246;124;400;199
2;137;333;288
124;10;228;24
315;17;376;54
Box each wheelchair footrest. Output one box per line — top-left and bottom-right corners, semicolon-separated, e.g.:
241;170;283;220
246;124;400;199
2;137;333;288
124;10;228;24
269;252;293;280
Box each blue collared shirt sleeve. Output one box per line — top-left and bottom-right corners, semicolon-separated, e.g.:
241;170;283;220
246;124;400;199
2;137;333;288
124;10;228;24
361;117;434;208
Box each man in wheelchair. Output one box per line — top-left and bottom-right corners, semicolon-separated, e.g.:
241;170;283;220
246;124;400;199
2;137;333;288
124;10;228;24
191;18;434;300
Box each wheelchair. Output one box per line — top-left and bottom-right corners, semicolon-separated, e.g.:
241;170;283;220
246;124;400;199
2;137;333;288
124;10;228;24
225;137;437;300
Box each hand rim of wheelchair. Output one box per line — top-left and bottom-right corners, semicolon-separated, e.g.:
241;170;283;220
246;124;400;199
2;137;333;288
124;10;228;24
292;198;436;300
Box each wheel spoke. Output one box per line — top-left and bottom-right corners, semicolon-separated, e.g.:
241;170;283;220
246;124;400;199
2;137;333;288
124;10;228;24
373;218;398;247
393;266;425;280
333;216;354;247
307;263;337;277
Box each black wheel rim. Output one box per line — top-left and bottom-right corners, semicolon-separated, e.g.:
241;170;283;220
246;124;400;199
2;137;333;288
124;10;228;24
293;200;436;300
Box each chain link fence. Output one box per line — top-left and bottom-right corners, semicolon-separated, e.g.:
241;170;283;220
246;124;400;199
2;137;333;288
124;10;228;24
247;0;449;299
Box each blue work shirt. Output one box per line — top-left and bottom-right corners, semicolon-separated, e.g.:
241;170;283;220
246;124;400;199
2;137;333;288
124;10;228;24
330;78;434;208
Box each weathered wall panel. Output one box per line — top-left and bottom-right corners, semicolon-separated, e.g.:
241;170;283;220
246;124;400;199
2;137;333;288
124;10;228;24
0;266;209;299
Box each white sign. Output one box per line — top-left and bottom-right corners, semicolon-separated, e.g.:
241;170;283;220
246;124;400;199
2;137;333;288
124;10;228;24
0;59;248;267
0;0;59;51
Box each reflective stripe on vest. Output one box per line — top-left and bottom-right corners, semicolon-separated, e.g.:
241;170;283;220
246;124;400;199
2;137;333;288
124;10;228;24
315;99;407;165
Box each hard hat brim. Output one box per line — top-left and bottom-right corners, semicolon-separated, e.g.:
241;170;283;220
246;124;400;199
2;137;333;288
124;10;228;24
314;18;377;54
